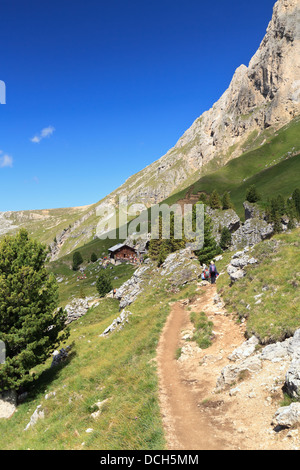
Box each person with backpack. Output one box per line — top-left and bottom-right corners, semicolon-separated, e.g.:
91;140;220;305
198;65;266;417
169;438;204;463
201;264;210;281
209;261;218;284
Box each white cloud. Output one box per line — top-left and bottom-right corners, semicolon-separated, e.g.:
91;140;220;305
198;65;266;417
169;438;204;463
0;151;13;168
31;126;55;143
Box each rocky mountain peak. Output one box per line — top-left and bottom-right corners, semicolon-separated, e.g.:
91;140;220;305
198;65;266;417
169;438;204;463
105;0;300;207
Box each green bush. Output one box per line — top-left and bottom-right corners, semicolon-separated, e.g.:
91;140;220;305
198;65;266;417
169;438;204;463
96;271;113;297
90;252;98;263
246;185;261;203
72;251;83;271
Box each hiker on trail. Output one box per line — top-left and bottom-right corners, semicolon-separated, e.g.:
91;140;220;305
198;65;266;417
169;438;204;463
209;261;218;284
201;264;210;281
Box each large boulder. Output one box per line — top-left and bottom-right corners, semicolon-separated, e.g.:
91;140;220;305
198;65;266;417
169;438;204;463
231;218;274;249
228;336;259;362
274;403;300;428
215;356;262;391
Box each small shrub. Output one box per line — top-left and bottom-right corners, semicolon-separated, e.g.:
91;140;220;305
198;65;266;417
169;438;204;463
175;348;182;360
91;252;98;263
72;251;83;271
246;185;261;203
190;311;214;349
96;271;113;297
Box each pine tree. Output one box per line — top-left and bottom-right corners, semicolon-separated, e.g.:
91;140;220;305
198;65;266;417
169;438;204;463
276;194;285;217
148;216;164;262
219;227;232;250
194;204;222;265
221;191;233;210
148;213;185;266
273;211;283;234
90;252;98;263
209;190;222;209
286;197;297;224
292;188;300;219
72;251;83;271
0;229;69;392
246;185;261;203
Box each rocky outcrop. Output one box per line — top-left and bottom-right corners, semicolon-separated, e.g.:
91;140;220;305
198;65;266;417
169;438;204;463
100;310;133;337
243;201;267;221
231;218;274;249
64;298;91;324
274;403;300;428
0;212;18;236
206;208;241;242
159;247;201;287
227;247;258;283
231;201;274;249
284;329;300;398
114;264;151;309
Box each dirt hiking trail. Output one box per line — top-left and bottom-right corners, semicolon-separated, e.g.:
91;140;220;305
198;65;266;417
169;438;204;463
156;285;298;451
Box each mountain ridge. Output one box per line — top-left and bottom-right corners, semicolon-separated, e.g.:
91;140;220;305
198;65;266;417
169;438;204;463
98;0;299;207
0;0;299;261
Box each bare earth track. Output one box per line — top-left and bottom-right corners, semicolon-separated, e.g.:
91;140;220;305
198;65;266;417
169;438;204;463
156;285;299;451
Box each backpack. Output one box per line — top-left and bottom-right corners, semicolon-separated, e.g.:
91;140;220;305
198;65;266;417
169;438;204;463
210;264;216;274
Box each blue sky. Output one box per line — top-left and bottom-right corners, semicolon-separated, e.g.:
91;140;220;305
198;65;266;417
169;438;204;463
0;0;276;211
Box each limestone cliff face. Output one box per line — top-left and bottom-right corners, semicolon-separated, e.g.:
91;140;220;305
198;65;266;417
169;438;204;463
106;0;300;206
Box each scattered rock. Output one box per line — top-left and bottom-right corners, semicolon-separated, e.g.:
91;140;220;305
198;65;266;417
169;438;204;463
24;405;44;431
45;391;56;400
100;310;133;337
227;247;258;283
90;398;109;419
228;336;259;362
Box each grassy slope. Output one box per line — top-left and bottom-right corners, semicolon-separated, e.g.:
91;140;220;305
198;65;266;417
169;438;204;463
0;268;198;450
164;117;300;218
1;228;298;449
216;228;300;344
7;204;96;247
53;260;135;308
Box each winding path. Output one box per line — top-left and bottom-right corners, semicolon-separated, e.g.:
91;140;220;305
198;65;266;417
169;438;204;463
156;285;243;450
